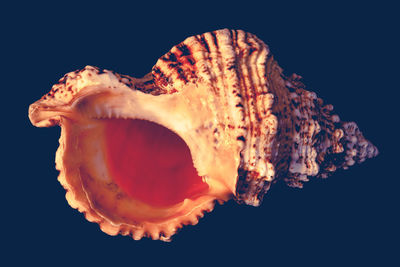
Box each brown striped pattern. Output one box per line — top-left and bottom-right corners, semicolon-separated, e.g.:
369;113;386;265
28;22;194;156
151;29;378;205
152;29;277;205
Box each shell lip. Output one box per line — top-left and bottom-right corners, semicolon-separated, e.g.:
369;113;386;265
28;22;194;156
54;112;235;240
28;103;72;127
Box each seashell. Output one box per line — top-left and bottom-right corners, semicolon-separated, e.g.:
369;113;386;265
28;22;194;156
28;29;378;241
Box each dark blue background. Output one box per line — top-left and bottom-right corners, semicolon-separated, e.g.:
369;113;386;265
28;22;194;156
4;1;397;266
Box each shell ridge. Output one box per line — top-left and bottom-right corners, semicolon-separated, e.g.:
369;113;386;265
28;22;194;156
237;31;261;205
212;29;232;131
247;31;266;176
224;29;247;144
234;31;278;205
249;33;276;185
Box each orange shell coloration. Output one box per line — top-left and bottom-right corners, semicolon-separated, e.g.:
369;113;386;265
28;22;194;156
28;29;378;241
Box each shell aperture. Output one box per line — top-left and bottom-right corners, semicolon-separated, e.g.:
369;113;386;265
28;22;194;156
104;118;209;207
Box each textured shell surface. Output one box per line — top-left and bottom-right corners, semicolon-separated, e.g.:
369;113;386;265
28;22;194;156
28;29;378;241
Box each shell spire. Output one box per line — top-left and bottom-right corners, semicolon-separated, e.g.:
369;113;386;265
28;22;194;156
28;29;378;241
273;72;378;188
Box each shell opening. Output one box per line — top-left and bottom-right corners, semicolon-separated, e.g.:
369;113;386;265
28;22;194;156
104;118;209;207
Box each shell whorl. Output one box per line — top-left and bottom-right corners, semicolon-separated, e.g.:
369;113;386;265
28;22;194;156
152;29;278;205
151;29;378;206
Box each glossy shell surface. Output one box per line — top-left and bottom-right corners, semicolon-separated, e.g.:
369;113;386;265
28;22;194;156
28;29;378;241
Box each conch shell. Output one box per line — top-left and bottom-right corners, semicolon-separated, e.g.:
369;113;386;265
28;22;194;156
28;29;378;241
